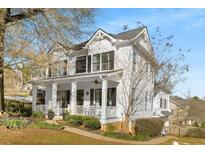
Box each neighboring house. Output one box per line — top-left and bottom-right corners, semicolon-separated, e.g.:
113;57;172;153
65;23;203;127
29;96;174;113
30;27;172;130
5;63;32;94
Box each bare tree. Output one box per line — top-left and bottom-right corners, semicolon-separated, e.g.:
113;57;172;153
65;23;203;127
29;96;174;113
116;26;189;131
0;8;95;112
150;27;190;91
115;41;156;132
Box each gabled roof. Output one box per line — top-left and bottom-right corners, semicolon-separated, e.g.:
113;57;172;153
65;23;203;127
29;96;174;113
113;26;145;40
47;27;147;53
73;27;146;50
47;42;71;54
154;83;171;96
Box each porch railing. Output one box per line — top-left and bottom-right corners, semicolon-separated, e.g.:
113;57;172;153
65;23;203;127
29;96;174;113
107;106;117;118
85;106;102;118
36;104;117;119
36;103;70;115
77;105;117;119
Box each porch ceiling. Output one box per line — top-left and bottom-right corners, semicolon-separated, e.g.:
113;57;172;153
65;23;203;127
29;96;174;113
30;69;123;85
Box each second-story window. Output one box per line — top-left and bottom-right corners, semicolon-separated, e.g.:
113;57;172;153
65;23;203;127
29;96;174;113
102;52;109;70
93;54;100;71
88;55;91;72
76;56;86;73
160;98;163;108
63;60;67;75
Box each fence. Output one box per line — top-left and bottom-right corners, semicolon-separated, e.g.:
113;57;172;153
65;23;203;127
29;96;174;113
167;125;194;136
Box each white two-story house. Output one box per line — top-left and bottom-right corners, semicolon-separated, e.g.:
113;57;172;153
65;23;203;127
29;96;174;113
30;27;171;129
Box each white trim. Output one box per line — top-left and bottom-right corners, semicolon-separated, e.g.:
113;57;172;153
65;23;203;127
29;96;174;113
85;29;116;48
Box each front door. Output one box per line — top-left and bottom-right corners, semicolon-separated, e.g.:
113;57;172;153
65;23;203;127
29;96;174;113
57;90;70;108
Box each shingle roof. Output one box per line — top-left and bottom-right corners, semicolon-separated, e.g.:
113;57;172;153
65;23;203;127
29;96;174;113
113;27;145;40
71;27;145;50
49;27;146;52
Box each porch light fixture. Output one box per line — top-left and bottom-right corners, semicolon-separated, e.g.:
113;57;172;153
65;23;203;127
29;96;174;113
94;79;101;85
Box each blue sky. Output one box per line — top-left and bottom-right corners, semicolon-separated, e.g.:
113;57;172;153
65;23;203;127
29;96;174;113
93;8;205;98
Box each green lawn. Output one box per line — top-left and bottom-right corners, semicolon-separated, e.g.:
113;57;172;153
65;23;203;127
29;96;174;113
0;126;120;145
161;136;205;145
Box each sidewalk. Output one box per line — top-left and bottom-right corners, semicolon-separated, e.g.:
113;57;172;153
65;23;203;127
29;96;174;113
46;120;175;145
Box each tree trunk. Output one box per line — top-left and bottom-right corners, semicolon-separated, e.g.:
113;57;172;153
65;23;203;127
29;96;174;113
0;9;7;112
122;115;130;133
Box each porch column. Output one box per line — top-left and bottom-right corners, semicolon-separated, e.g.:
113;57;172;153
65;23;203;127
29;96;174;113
32;84;37;112
101;79;108;123
52;82;58;115
71;81;77;115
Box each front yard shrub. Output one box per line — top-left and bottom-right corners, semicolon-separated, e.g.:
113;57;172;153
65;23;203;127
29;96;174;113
185;128;205;138
83;118;101;130
32;111;44;119
63;111;70;121
1;119;28;129
68;115;84;126
30;121;64;130
20;106;32;117
134;118;164;137
64;115;100;128
103;131;150;141
48;109;55;120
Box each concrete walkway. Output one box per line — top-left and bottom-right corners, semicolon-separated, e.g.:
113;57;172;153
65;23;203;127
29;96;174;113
46;120;176;145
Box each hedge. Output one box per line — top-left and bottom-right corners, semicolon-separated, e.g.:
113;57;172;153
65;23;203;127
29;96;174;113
185;128;205;138
134;118;164;137
64;115;101;129
83;118;101;130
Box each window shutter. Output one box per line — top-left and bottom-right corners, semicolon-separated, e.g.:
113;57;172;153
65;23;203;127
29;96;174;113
112;88;116;106
90;89;94;105
109;51;114;70
88;55;91;72
67;90;70;104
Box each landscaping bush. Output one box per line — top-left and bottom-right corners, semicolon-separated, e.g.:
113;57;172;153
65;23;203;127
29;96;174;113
64;115;99;128
48;109;55;120
63;111;70;121
104;131;150;141
0;119;28;129
20;106;32;117
30;121;64;130
83;118;101;130
32;111;44;119
68;115;84;126
185;128;205;138
134;118;164;137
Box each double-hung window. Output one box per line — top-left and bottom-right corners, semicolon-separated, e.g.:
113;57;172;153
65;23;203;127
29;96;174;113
107;88;116;106
93;54;100;71
76;56;86;73
102;52;109;70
